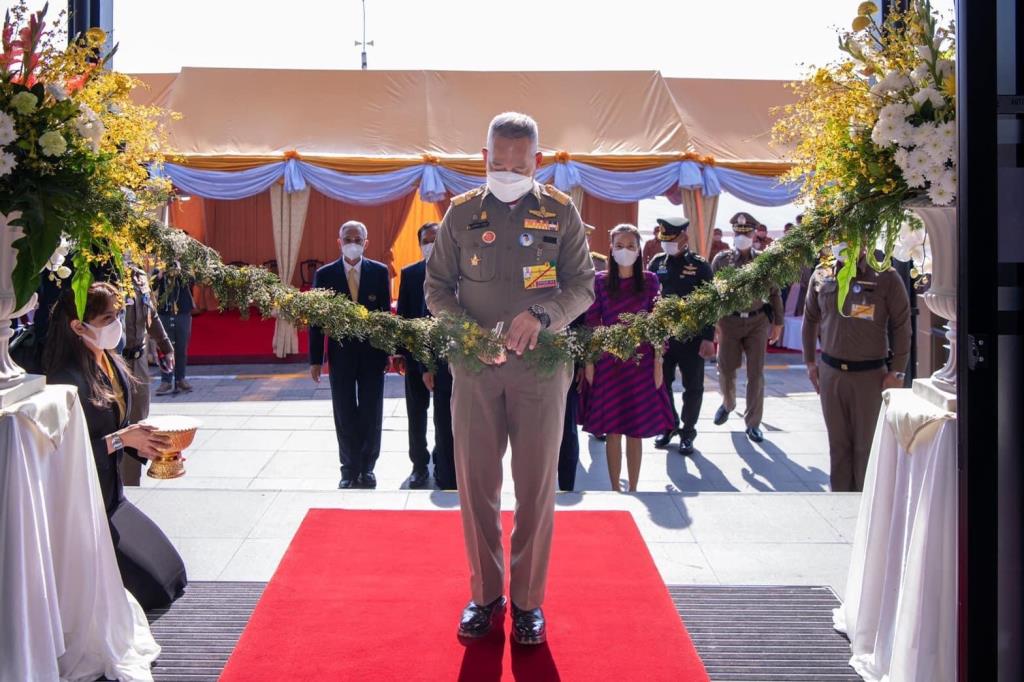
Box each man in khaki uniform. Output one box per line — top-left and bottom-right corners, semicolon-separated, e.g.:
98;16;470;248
711;212;784;443
119;260;174;486
425;112;595;645
803;243;911;492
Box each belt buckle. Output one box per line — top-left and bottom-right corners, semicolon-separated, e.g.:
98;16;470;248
841;363;849;371
739;312;749;319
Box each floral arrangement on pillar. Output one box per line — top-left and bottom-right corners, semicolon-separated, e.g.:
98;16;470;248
773;0;958;394
0;3;171;391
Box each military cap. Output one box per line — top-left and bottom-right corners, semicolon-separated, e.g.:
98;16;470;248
655;216;690;241
729;212;760;234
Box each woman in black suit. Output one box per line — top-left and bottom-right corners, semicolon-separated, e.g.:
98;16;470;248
44;282;187;610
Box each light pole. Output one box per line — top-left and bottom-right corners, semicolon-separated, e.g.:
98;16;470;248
355;0;373;70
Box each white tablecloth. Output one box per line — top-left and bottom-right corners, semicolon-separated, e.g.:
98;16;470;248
0;385;159;682
781;315;819;352
833;388;957;682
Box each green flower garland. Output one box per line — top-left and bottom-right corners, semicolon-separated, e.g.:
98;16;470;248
137;206;842;375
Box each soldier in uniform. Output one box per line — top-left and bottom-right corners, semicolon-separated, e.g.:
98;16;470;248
425;112;595;645
803;242;911;492
120;257;175;486
711;212;784;443
648;217;716;455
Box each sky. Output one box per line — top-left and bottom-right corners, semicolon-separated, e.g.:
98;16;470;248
23;0;956;239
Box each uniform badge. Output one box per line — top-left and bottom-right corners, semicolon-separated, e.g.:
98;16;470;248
523;261;558;289
852;283;862;294
529;207;557;219
523;218;559;231
657;267;668;275
482;230;497;244
470;254;481;267
851;303;876;320
519;233;534;247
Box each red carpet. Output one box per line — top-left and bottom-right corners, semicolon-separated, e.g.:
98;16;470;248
219;510;708;681
187;309;309;364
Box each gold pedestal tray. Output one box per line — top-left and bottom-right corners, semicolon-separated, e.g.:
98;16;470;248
140;415;201;480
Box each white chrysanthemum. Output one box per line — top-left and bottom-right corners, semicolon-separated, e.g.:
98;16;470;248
912;87;945;110
879;102;913;123
927;173;956;205
937;121;957;144
10;91;38;115
38;130;67;157
0;150;16;177
894;148;910;170
922;134;952;164
0;111;15;146
910;63;931;86
891;122;917;147
45;82;69;102
906;148;931;173
871;117;900;146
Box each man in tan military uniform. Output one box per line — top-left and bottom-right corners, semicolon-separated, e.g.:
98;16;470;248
119;259;174;486
803;244;911;492
425;112;595;646
711;212;784;443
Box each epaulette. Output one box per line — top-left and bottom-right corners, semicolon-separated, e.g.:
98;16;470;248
542;184;571;205
690;252;707;263
451;186;486;207
590;251;608;261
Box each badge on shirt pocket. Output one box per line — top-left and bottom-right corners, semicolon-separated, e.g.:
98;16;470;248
850;303;875;320
523;261;558;289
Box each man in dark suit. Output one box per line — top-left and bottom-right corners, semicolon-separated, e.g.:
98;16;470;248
309;220;392;489
395;222;456;490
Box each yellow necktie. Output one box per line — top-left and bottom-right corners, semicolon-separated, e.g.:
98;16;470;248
347;266;359;301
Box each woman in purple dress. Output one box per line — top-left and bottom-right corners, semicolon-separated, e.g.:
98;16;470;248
581;224;674;492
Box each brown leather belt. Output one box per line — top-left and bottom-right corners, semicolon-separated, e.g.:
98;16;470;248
821;353;886;372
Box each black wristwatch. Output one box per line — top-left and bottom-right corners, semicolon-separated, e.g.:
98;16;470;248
528;304;551;329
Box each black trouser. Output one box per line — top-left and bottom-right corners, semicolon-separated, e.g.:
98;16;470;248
404;359;456;488
557;370;580;492
158;312;191;384
328;346;385;479
662;338;706;441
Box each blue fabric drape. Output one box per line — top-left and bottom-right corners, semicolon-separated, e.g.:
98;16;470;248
713;166;802;205
157;159;801;207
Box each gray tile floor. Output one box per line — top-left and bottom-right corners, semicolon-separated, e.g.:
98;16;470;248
133;353;858;598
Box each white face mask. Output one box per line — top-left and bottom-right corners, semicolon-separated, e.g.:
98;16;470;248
733;235;753;251
342;243;364;261
486;170;534;203
420;243;434;261
832;242;849;261
661;241;681;257
612;247;639;268
83;319;124;351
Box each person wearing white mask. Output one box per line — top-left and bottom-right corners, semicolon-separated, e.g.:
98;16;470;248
394;222;456;490
309;220;392;489
648;217;717;455
425;111;595;645
710;212;785;443
44;281;188;610
580;223;674;490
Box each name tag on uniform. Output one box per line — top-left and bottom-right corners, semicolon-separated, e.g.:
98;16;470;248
523;261;558;289
523;218;559;232
851;303;876;320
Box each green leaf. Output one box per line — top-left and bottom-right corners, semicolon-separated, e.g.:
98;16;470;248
835;249;858;312
71;251;92;320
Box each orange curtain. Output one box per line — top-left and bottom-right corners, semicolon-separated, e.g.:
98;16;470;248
296;189;417;285
580;193;639;259
390;194;444;299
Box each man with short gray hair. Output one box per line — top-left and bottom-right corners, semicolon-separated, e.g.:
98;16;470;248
426;111;595;645
309;220;391;489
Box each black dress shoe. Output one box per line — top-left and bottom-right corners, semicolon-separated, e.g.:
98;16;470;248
409;468;430;489
338;477;356;489
654;429;678;449
678;438;695;456
458;596;506;639
713;406;730;426
358;472;377;489
511;603;546;645
746;427;764;443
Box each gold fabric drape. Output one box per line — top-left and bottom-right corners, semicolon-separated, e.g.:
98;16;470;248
269;185;310;357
